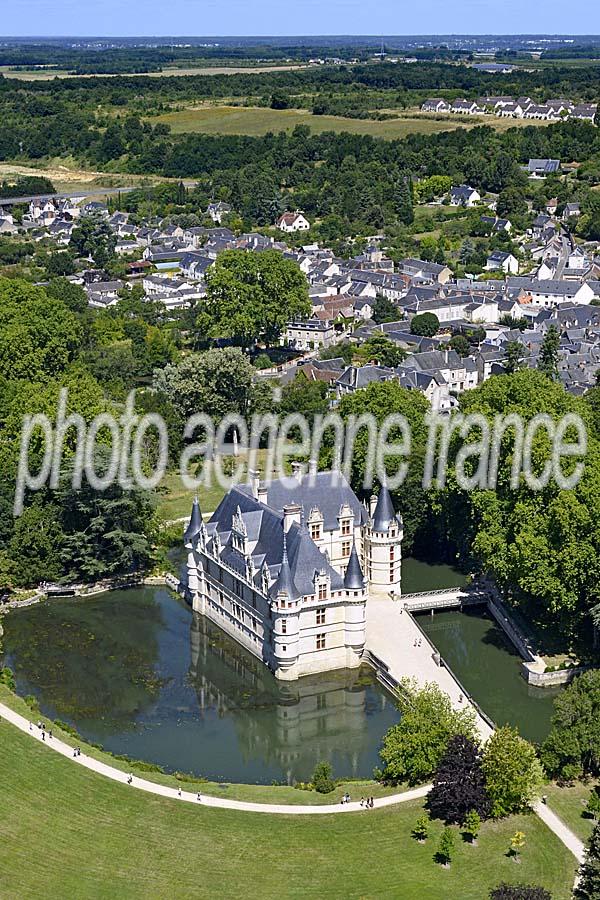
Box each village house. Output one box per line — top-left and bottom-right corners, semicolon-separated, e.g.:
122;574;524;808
421;98;450;113
528;158;561;177
450;184;481;207
284;317;336;350
277;212;310;233
485;250;519;274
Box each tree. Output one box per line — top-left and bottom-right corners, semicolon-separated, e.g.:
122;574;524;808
312;761;335;793
412;815;429;842
154;347;255;421
410;312;439;337
270;90;289;110
372;294;400;325
45;251;76;277
427;734;490;824
541;671;600;779
504;340;526;374
377;679;477;786
436;827;455;867
45;278;88;314
575;820;600;899
70;217;116;267
0;278;82;380
449;335;470;357
490;884;551;900
537;325;560;381
204;250;310;347
509;830;526;861
462;809;481;844
395;175;414;225
497;186;528;219
279;373;329;427
482;727;544;818
586;789;600;821
359;333;406;368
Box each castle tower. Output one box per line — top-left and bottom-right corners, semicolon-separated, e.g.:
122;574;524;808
184;496;202;548
270;532;301;680
343;541;367;665
364;485;403;598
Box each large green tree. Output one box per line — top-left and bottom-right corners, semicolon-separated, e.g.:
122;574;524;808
575;821;600;900
541;671;600;779
204;250;310;347
481;726;544;818
154;347;255;421
377;678;477;786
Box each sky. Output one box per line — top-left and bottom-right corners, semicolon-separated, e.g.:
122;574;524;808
1;0;599;38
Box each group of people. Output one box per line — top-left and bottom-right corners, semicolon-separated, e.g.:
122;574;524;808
413;637;422;647
31;720;53;742
72;746;81;757
360;797;375;809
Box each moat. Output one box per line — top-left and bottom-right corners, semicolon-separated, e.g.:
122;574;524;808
1;559;559;782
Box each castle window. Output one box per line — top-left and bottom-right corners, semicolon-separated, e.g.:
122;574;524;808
316;633;326;650
390;546;395;561
318;583;327;601
341;519;351;536
316;608;325;626
282;645;287;652
310;523;322;540
317;693;327;710
342;540;351;558
390;565;395;583
281;620;287;634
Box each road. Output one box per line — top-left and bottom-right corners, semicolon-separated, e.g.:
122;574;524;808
0;182;199;207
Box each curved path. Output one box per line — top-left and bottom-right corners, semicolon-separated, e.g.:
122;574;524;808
0;700;588;867
0;701;429;815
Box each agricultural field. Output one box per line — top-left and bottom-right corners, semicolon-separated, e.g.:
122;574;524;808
155;104;552;138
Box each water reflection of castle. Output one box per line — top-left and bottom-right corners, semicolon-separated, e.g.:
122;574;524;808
189;613;394;782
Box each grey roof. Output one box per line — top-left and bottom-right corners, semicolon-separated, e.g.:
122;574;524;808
271;532;299;600
372;485;397;533
206;484;345;597
344;542;365;590
239;471;367;532
184;497;203;543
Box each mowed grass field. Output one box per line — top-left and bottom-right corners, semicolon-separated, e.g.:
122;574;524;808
155;105;551;138
0;721;578;900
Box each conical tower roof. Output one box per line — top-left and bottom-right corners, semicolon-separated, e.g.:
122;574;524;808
344;541;365;590
272;532;299;601
372;484;396;532
184;496;203;543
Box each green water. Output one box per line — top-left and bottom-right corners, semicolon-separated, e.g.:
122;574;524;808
418;608;560;744
2;587;398;784
402;558;467;593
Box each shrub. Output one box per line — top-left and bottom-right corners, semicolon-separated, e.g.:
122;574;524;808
436;827;455;866
24;694;39;712
312;761;335;794
462;809;482;844
0;666;15;691
490;884;551;900
412;815;429;842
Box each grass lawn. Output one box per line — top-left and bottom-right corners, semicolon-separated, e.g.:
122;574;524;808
154;105;553;139
0;721;577;899
155;450;273;521
545;780;599;843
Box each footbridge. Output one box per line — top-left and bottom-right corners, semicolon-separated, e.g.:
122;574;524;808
400;586;488;613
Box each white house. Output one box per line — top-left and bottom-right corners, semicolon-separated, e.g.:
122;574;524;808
277;212;310;233
485;251;519;274
206;201;232;224
183;471;403;680
451;185;481;207
421;98;450;113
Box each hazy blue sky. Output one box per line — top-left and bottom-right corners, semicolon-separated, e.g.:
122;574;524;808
1;0;599;38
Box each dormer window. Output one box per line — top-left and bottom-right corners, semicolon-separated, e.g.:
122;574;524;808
310;523;322;541
341;519;351;536
318;583;327;601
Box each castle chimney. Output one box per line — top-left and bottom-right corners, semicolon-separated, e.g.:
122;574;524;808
369;494;378;516
283;502;302;533
258;482;269;504
291;461;304;480
248;468;260;500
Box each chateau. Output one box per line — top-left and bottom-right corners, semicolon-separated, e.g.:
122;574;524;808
183;468;403;680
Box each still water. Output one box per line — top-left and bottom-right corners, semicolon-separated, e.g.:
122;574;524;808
418;608;561;744
2;587;398;784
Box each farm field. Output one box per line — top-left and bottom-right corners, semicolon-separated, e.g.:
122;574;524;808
155;104;552;138
0;63;309;81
